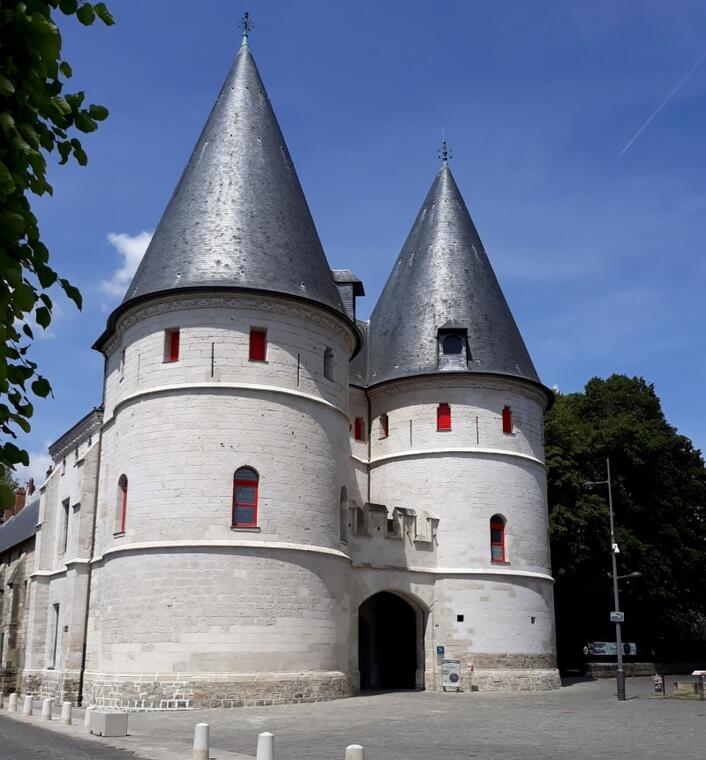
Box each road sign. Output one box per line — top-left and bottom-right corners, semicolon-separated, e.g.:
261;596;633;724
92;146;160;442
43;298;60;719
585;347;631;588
586;641;636;656
610;611;625;622
436;645;445;656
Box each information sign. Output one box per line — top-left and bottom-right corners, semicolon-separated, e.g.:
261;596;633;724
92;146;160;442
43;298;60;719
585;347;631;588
610;611;625;623
584;642;636;656
441;658;461;691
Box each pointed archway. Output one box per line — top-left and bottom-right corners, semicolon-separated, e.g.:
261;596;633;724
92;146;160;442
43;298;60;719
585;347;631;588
358;592;421;691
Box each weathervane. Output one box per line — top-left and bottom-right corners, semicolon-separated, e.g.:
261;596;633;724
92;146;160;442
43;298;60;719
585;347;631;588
241;10;254;41
438;128;452;163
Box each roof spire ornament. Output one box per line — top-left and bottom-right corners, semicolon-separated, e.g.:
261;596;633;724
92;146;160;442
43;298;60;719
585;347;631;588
240;10;253;47
438;128;452;164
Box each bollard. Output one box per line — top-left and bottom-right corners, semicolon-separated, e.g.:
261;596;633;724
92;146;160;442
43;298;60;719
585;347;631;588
61;701;72;725
345;745;365;760
256;731;275;760
41;698;53;720
8;693;18;712
193;722;209;760
22;695;33;716
83;705;95;733
0;692;4;709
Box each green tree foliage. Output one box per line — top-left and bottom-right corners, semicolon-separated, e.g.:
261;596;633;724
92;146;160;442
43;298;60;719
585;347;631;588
0;0;113;499
546;375;706;665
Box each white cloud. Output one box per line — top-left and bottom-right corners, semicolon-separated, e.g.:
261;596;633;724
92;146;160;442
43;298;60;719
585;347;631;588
13;445;52;488
101;231;153;297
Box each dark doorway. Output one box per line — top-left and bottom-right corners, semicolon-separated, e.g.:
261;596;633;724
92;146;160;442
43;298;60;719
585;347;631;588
358;591;419;691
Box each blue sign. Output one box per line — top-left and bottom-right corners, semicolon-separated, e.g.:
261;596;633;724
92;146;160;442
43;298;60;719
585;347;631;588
436;645;445;655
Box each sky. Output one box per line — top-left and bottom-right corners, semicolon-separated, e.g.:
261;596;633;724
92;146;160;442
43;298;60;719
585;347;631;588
13;0;706;481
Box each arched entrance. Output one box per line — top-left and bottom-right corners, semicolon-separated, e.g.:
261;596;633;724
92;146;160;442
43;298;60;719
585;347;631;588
358;592;420;691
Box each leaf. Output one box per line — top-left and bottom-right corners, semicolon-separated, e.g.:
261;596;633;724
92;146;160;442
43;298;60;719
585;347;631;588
75;112;97;133
2;212;26;235
72;143;88;165
31;377;52;398
35;306;51;329
0;75;15;97
59;61;73;78
88;104;109;121
2;442;29;467
22;324;34;340
76;3;96;25
0;161;15;194
93;2;116;25
60;278;83;309
51;96;72;116
59;0;79;14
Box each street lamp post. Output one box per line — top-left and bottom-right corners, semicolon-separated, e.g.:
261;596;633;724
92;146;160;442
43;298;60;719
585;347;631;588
585;457;626;701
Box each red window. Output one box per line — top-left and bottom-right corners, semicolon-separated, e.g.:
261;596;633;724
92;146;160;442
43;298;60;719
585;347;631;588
437;403;451;431
490;515;506;562
502;406;513;434
380;413;389;438
354;417;365;442
165;329;180;362
249;328;267;361
233;466;259;527
116;474;128;534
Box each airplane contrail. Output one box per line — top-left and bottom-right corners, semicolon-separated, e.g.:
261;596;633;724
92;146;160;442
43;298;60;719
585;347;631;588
620;51;706;156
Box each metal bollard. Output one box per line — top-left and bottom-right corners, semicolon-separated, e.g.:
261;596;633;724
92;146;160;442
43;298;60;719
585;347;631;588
41;698;53;720
83;705;95;733
345;745;365;760
256;731;275;760
61;701;72;725
193;722;209;760
22;695;33;716
8;693;18;712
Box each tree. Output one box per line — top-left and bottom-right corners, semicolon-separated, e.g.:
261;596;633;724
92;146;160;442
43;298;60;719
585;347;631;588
545;375;706;667
0;0;113;502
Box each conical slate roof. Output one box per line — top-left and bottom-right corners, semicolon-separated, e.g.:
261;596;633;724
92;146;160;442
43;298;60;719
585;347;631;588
121;37;344;315
368;161;540;386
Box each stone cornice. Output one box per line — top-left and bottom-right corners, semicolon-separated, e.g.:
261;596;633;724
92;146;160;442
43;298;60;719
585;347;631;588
368;446;545;467
48;409;103;461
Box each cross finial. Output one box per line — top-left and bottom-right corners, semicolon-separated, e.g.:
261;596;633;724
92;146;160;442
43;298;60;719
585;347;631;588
240;11;253;47
438;128;452;163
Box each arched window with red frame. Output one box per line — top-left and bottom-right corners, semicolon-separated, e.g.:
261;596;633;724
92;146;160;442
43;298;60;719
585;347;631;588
115;474;128;534
490;514;506;563
233;467;259;527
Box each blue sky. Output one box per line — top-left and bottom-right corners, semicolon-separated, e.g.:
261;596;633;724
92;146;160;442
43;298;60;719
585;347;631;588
15;0;706;480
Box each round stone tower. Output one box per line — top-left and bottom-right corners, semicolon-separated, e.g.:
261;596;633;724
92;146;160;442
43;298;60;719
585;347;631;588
85;33;359;708
362;159;560;691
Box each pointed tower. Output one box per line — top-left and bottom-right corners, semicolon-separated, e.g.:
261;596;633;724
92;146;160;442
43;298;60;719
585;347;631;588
85;31;358;708
356;156;559;692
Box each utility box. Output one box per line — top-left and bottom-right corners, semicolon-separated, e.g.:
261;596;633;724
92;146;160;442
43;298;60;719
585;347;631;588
441;658;462;691
90;711;128;737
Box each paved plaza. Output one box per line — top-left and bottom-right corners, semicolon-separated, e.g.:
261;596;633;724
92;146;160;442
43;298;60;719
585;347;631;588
1;677;704;760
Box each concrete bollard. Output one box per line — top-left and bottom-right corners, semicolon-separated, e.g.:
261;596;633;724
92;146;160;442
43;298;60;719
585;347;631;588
256;731;275;760
8;693;18;712
193;722;209;760
345;745;365;760
83;705;95;732
41;698;53;720
61;701;72;725
22;695;33;716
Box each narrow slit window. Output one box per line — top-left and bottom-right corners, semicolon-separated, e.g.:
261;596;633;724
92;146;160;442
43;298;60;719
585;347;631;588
354;417;365;442
60;498;70;554
340;486;348;542
502;406;513;434
490;515;506;563
380;413;389;439
323;348;334;380
115;474;128;534
437;403;451;432
233;466;259;527
164;329;180;362
249;328;267;361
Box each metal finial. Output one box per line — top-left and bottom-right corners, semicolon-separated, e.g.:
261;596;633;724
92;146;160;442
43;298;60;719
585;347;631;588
240;11;254;46
438;128;452;163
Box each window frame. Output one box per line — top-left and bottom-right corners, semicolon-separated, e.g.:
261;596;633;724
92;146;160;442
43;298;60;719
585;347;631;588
115;474;128;535
323;347;334;380
232;467;259;528
502;406;513;435
380;413;389;439
354;417;365;442
249;328;267;362
164;328;180;363
490;515;506;563
437;403;452;432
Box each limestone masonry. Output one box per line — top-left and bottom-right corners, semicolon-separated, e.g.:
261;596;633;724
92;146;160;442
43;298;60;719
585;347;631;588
1;30;560;708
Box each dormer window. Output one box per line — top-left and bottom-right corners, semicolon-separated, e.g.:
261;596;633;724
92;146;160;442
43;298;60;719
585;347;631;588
438;324;470;370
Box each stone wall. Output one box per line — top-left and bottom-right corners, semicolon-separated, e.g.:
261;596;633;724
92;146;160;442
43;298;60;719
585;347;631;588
20;667;81;703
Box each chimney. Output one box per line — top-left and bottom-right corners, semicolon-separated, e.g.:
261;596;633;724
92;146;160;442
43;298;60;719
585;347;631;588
27;478;35;496
14;486;26;515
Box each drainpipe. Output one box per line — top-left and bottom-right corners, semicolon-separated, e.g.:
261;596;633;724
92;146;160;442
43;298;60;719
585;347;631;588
366;392;372;506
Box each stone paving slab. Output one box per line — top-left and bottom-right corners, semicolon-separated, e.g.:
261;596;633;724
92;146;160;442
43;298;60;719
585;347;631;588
2;677;705;760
